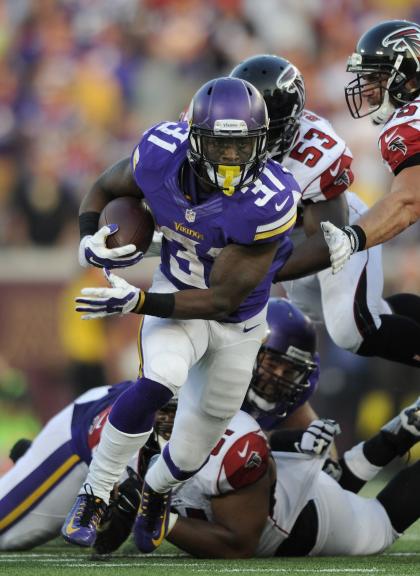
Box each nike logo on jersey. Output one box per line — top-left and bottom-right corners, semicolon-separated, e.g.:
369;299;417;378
384;128;398;144
243;324;260;333
237;441;250;458
275;198;289;212
329;159;341;177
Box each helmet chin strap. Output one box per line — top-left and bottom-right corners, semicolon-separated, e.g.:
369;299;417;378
371;91;395;125
371;54;403;125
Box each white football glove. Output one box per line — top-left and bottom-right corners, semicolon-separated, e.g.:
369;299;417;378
75;268;141;319
321;221;356;274
79;224;143;269
298;419;341;457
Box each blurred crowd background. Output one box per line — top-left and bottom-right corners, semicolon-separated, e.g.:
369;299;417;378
0;0;419;469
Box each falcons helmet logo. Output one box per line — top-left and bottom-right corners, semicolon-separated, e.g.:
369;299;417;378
382;26;420;71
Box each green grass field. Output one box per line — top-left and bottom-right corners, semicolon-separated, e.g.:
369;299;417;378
1;533;420;576
1;481;419;576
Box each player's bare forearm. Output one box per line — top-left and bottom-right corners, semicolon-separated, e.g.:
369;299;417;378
168;474;269;558
355;166;420;248
277;402;319;430
169;241;279;320
303;194;349;237
80;157;143;215
275;231;330;281
274;194;348;281
167;516;254;558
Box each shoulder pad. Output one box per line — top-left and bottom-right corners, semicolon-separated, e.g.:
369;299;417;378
218;431;269;492
132;121;189;173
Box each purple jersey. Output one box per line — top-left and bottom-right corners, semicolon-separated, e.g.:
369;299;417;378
241;353;320;431
132;121;301;322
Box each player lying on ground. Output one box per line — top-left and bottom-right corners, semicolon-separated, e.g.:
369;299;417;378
98;399;420;558
0;298;318;550
230;54;420;367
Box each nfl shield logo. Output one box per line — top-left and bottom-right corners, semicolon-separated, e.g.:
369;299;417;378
185;209;196;223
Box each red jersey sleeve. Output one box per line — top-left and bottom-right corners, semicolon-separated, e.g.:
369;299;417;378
380;113;420;174
318;151;354;201
217;431;269;493
87;406;112;451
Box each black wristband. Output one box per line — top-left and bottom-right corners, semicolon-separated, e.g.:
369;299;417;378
343;224;366;253
134;292;175;318
79;212;100;239
350;224;366;252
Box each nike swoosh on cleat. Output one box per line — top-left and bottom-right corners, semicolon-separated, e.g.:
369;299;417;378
151;509;168;548
243;324;260;333
65;517;79;536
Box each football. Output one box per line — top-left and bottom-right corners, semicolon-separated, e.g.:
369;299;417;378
98;197;155;254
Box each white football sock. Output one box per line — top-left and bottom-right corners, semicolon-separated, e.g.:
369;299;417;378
343;441;381;482
84;420;152;503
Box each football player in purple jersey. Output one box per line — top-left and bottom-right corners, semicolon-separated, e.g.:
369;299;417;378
231;54;420;368
320;20;420;272
62;77;300;552
242;297;320;433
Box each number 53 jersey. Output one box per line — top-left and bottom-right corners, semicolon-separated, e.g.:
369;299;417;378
132;121;301;323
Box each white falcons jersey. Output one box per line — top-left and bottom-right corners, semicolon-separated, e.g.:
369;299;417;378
282;110;354;205
171;410;327;557
171;411;269;522
379;96;420;174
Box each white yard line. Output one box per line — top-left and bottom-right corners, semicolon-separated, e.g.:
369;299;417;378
193;570;385;574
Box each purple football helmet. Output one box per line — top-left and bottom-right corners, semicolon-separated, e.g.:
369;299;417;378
230;54;305;161
247;298;317;417
345;20;420;124
187;77;269;196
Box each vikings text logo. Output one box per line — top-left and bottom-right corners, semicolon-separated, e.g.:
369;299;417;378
382;26;420;72
388;136;408;155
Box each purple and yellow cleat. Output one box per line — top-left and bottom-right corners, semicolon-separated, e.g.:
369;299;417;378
133;481;172;553
61;484;107;547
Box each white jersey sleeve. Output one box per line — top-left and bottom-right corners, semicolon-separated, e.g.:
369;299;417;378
283;110;354;204
378;97;420;175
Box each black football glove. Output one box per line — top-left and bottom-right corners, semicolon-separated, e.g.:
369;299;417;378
94;466;142;555
138;431;161;482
